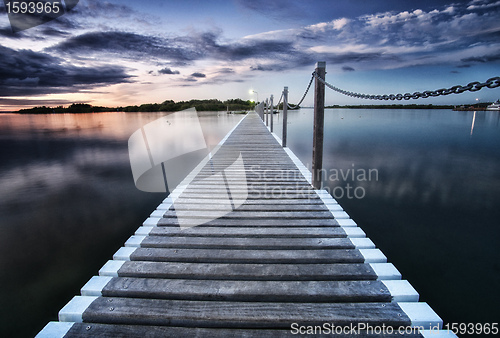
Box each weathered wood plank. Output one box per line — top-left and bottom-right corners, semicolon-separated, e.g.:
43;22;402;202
129;247;365;264
168;198;325;205
137;237;354;250
157;218;338;227
147;226;347;238
82;298;412;328
161;210;334;219
167;204;329;212
101;278;392;302
64;323;423;337
116;262;377;281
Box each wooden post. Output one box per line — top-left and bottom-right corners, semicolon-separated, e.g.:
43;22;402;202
282;87;288;147
265;98;269;126
270;95;274;132
312;62;326;189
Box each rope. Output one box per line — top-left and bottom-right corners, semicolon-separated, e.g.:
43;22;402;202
313;72;500;100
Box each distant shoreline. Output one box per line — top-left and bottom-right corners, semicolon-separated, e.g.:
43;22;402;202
2;102;496;114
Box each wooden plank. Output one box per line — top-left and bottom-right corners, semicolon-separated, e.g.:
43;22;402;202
129;247;365;264
147;226;347;238
167;204;329;212
169;198;325;205
137;237;355;250
101;278;392;302
161;210;334;219
65;323;423;337
157;218;338;227
116;262;378;281
82;298;412;328
169;193;320;199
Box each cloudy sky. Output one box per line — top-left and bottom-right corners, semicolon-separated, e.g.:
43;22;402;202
1;0;500;111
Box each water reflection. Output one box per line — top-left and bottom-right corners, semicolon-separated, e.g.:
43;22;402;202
275;108;500;325
0;111;242;338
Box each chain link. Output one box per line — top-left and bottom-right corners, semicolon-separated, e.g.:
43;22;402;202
275;92;283;110
287;73;315;109
313;72;500;101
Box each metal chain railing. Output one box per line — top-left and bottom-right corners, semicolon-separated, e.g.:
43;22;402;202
275;92;283;110
313;72;500;100
287;73;315;109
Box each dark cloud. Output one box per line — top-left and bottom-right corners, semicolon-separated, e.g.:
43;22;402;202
0;46;132;96
159;67;180;75
191;72;206;78
461;54;500;63
196;31;297;61
250;64;277;72
218;68;235;74
0;98;74;106
66;0;136;19
342;66;355;72
39;26;71;37
0;26;23;38
50;31;203;62
49;30;311;71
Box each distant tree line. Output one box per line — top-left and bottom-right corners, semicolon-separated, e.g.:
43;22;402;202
17;99;256;114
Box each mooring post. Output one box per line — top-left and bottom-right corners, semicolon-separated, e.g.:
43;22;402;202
270;95;274;132
265;98;269;126
312;62;326;189
282;87;288;147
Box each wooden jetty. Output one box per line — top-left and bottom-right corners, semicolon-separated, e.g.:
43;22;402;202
37;112;453;337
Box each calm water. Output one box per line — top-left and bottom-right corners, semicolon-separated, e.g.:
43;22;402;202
273;109;500;329
0;111;243;337
1;109;499;336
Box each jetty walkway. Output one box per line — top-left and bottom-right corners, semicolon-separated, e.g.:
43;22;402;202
37;112;451;337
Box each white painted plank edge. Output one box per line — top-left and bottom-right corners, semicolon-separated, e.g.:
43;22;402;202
59;296;98;322
283;147;312;184
135;226;153;236
359;249;387;263
125;235;146;247
150;210;165;217
156;203;172;210
330;210;350;219
343;227;365;238
325;204;344;211
398;302;443;329
143;217;160;227
334;218;358;227
382;280;419;302
369;263;402;280
99;260;125;277
113;247;136;261
81;276;113;296
35;322;74;338
350;238;375;249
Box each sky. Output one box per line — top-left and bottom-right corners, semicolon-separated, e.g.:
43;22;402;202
0;0;500;111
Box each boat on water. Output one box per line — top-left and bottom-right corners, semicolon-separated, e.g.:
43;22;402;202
486;100;500;111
